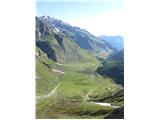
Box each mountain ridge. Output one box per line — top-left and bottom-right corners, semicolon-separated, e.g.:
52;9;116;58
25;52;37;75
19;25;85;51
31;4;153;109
38;16;116;54
36;15;124;119
98;35;124;50
36;16;97;63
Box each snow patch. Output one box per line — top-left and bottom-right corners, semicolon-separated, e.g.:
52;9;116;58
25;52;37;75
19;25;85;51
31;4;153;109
52;69;65;74
90;102;111;107
45;15;48;19
90;102;121;108
54;28;59;32
55;63;63;65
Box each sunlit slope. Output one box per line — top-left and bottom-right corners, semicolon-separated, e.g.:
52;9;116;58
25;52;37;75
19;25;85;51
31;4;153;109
36;47;59;96
36;51;123;118
36;17;98;63
36;16;124;119
39;16;115;54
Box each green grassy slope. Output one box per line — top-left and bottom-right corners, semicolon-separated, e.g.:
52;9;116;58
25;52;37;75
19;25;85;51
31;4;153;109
36;49;123;118
36;17;124;119
36;17;96;64
39;16;115;55
36;47;59;96
97;50;124;86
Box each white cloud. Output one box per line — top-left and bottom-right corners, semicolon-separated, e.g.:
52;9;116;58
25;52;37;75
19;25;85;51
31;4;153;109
67;10;125;36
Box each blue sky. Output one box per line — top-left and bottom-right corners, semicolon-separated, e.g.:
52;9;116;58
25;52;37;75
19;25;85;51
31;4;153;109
36;0;124;36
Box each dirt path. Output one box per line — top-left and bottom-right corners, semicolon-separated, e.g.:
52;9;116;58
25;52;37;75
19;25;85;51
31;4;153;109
36;83;61;101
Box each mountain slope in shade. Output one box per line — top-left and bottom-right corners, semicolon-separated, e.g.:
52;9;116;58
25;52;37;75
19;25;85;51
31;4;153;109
36;17;96;63
36;46;59;96
39;16;116;56
98;35;124;51
96;50;124;86
36;16;124;119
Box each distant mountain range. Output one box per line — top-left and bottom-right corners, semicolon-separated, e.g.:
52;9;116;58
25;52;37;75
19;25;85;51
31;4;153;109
36;15;124;85
98;35;124;51
36;15;124;119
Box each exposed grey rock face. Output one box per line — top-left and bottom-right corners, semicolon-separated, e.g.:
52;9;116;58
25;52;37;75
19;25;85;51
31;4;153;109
36;16;117;63
39;16;115;54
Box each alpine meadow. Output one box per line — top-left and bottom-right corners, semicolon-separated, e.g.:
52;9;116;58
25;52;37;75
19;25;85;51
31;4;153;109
36;1;124;119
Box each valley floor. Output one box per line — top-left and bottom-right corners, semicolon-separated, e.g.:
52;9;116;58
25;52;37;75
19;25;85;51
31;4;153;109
36;61;124;119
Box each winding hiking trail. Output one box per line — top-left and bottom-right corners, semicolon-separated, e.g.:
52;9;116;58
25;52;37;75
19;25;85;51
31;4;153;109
36;65;121;109
36;83;61;102
36;66;64;103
